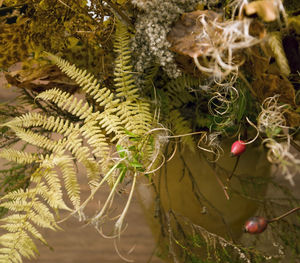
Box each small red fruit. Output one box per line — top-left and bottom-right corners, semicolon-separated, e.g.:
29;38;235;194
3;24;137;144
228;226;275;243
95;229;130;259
231;140;246;156
244;216;268;234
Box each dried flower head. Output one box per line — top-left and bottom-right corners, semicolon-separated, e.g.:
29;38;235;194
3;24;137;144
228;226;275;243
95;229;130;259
197;132;224;161
257;95;288;137
167;9;262;80
264;137;300;185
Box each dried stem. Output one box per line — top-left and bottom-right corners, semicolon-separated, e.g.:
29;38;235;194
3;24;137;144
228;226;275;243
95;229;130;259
268;207;300;223
227;155;240;181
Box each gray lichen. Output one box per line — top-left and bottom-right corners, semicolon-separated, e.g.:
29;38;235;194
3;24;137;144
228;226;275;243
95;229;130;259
131;0;203;79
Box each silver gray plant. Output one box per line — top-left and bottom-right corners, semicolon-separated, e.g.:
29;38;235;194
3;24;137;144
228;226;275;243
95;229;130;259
131;0;204;78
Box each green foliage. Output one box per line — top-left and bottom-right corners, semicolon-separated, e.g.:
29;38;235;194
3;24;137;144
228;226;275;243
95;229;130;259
0;0;113;77
158;74;204;151
0;1;300;262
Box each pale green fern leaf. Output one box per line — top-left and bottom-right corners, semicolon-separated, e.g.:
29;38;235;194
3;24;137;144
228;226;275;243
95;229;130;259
114;21;153;136
36;88;120;151
45;53;121;108
41;170;69;210
0;149;39;164
7;112;106;172
122;100;153;135
114;21;138;100
0;232;37;262
42;57;126;141
0;169;60;262
6;112;78;136
8;126;66;153
56;157;80;209
36;88;93;120
39;153;80;209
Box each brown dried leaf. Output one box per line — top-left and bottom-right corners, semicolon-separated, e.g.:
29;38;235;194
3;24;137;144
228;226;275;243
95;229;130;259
5;65;78;93
252;74;296;106
247;46;270;76
284;109;300;127
167;10;222;58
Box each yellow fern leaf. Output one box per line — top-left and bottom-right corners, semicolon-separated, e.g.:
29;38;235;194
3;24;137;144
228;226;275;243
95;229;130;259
45;53;121;108
0;149;39;164
0;168;62;262
5;125;66;153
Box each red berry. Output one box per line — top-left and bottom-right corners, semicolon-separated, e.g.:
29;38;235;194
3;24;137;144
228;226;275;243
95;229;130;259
244;216;268;234
231;140;246;156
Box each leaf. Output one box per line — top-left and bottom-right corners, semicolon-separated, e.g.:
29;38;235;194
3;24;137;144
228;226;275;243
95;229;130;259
252;74;296;106
167;10;222;58
116;145;126;158
284;109;300;127
4;64;79;94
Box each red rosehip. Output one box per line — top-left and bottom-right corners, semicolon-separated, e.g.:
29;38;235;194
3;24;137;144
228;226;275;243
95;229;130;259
244;216;268;234
231;140;246;156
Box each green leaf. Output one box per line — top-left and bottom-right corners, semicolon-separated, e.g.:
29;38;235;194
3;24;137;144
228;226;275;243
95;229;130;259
116;145;127;158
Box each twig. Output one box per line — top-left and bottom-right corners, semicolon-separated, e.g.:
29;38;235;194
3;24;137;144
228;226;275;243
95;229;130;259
268;207;300;223
214;167;230;200
227;155;240;181
290;139;300;153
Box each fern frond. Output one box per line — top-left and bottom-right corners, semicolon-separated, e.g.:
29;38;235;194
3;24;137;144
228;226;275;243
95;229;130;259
0;167;63;262
36;183;68;211
169;109;195;152
0;232;38;262
163;74;197;108
45;53;121;108
113;21;154;136
121;100;153;135
8;126;66;153
80;114;110;158
36;88;93;120
6;112;79;136
38;153;80;209
114;21;139;101
41;170;69;210
0;149;39;165
37;87;125;144
96;109;126;142
55;156;80;209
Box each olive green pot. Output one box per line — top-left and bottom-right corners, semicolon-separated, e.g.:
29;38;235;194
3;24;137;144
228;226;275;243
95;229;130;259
137;140;270;261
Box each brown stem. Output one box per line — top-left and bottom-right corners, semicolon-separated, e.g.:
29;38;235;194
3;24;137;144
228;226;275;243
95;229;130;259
268;207;300;223
290;139;300;153
227;155;240;181
212;162;230;200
